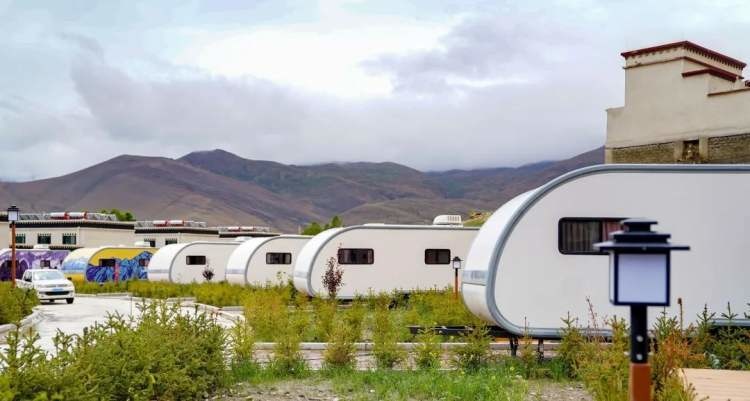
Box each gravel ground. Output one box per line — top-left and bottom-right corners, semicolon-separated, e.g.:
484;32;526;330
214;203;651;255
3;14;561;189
215;379;592;401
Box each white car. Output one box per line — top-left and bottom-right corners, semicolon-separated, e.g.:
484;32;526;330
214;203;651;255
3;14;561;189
17;269;76;304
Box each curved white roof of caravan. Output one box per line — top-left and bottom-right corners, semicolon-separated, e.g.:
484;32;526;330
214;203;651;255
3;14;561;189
147;243;190;280
226;235;310;285
461;164;750;338
293;227;345;295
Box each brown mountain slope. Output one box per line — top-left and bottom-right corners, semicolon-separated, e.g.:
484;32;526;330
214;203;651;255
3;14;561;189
0;147;603;231
180;150;443;213
0;155;325;232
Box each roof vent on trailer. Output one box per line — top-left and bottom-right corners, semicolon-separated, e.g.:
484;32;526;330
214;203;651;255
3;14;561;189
432;215;463;226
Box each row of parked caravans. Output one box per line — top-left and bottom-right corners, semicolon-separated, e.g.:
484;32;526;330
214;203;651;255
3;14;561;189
32;164;750;337
57;223;480;298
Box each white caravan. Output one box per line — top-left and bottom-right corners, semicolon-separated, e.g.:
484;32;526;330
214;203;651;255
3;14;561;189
147;241;240;283
226;235;311;286
294;221;479;298
462;164;750;338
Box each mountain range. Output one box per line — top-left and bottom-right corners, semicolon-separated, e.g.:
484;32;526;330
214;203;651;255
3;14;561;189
0;147;604;232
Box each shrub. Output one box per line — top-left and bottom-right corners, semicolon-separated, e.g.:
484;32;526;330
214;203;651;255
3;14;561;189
404;289;475;327
229;320;255;366
413;329;442;370
451;324;491;372
269;309;307;376
0;283;38;325
557;313;586;378
0;301;227;400
371;295;406;369
323;319;357;369
311;298;337;341
322;256;344;299
243;289;287;341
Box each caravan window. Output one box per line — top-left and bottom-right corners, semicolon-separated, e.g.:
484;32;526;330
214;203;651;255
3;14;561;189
99;259;117;267
337;249;374;265
425;249;451;265
558;218;623;255
266;253;292;265
186;255;207;265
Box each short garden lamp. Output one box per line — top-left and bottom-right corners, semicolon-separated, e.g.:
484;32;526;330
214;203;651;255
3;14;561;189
452;256;462;299
7;205;20;287
594;218;689;401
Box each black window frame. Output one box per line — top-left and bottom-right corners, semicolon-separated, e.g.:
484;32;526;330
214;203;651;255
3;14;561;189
558;217;624;255
62;233;77;245
99;258;117;267
15;234;26;244
164;238;178;245
424;249;451;265
144;239;157;247
266;252;292;265
37;234;52;245
337;248;374;265
186;255;207;265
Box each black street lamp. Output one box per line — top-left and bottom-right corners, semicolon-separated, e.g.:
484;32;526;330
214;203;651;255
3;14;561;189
452;256;462;299
595;218;689;401
7;205;20;288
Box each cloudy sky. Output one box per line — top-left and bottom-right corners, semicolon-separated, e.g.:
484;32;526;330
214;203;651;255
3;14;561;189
1;0;748;181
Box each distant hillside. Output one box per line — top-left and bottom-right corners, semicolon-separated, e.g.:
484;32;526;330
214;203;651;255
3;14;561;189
0;147;604;231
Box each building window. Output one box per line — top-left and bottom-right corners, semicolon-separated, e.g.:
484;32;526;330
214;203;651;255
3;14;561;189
266;252;292;265
425;249;451;265
558;218;623;255
144;239;157;247
37;234;52;245
165;238;178;245
99;259;117;267
337;249;374;265
62;233;77;245
15;234;25;244
40;260;51;268
186;255;207;265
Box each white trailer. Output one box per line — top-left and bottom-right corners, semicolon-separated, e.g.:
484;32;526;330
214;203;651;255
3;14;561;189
226;235;311;286
462;164;750;338
294;223;479;298
147;241;240;283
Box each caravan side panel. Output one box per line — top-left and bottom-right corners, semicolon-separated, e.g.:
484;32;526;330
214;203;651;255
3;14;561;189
246;236;310;286
303;226;478;298
472;165;750;338
170;242;238;284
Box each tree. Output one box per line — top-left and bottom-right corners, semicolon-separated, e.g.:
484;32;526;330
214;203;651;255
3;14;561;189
301;216;343;235
99;208;136;221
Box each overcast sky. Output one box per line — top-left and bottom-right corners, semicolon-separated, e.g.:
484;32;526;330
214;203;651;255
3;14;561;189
1;0;749;181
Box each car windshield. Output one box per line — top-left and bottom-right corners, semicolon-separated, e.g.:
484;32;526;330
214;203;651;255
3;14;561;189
32;271;65;281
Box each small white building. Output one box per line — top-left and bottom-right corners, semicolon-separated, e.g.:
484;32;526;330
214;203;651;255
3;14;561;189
606;41;750;163
226;235;311;286
147;241;241;283
293;217;479;299
13;212;135;250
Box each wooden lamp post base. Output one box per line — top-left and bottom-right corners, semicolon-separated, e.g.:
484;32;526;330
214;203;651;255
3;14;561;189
630;363;651;401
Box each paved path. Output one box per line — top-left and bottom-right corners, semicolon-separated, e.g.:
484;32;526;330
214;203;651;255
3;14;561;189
683;368;750;401
3;296;235;353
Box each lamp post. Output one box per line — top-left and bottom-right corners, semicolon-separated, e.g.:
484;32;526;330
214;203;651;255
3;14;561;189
7;205;19;288
452;256;462;299
594;219;689;401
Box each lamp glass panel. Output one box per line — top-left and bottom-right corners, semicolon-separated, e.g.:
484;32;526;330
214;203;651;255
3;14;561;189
8;210;18;222
616;253;667;304
609;253;615;304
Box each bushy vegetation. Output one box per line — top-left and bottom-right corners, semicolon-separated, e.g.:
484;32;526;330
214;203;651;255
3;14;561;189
0;283;38;325
0;301;226;400
98;208;135;221
301;215;343;235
